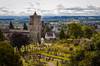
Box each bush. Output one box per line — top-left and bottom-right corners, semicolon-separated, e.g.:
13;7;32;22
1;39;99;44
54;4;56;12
0;41;22;66
10;32;30;51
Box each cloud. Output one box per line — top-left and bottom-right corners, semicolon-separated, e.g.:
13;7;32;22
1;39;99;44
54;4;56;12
0;4;100;16
48;5;100;16
0;0;41;16
0;7;15;15
24;0;41;15
40;10;57;16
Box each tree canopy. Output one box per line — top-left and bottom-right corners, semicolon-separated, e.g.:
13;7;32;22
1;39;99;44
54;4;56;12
67;23;95;39
59;28;65;39
82;25;95;39
0;41;22;66
23;23;28;30
9;22;14;29
67;23;83;38
10;32;30;50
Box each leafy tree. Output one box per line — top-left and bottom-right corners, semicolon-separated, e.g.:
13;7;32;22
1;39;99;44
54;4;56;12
92;33;100;50
91;51;100;66
0;41;22;66
67;23;83;39
78;51;100;66
10;32;30;51
23;23;28;30
70;49;92;66
9;22;14;29
82;25;95;39
41;23;52;38
45;23;52;32
69;35;100;66
59;28;65;39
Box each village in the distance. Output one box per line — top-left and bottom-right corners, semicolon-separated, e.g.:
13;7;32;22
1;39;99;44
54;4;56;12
0;9;100;66
0;12;100;42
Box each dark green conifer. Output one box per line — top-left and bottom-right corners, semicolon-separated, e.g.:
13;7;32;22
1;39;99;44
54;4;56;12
23;23;28;30
9;22;14;29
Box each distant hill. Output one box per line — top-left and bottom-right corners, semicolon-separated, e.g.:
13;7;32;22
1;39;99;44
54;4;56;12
0;16;100;24
0;16;29;24
42;16;100;22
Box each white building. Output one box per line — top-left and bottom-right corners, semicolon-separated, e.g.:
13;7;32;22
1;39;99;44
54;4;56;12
45;32;56;40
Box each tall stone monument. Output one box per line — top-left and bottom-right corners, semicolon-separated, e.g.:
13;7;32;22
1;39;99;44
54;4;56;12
29;12;42;43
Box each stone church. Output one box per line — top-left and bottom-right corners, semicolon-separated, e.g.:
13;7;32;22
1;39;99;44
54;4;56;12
29;12;42;43
0;12;42;44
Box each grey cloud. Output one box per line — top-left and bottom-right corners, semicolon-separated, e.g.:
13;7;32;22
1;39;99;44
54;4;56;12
0;7;9;12
0;7;15;15
25;1;41;15
0;4;100;16
52;5;100;16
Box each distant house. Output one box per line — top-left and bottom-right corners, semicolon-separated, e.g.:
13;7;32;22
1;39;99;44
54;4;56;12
45;32;56;40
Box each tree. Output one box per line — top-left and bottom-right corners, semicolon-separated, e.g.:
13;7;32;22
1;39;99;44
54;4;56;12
9;22;14;29
92;33;100;50
91;51;100;66
59;28;65;39
67;23;83;39
70;48;92;66
69;34;100;66
10;32;30;51
0;41;22;66
82;25;95;39
71;49;85;65
44;23;52;32
78;51;100;66
23;23;28;30
0;29;5;41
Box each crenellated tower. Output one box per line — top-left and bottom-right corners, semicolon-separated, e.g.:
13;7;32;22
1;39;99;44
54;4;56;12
29;12;42;43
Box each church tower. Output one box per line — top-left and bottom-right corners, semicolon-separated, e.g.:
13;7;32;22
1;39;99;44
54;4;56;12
29;12;42;43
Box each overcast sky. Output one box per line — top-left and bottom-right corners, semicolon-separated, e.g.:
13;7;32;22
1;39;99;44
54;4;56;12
0;0;100;16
